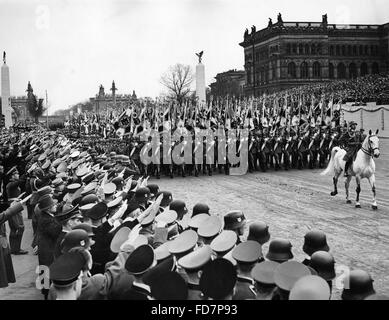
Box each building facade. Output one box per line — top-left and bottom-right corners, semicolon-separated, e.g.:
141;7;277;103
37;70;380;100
240;14;389;96
209;69;246;97
89;81;138;114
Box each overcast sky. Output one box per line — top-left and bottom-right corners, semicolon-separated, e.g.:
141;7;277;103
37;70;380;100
0;0;388;113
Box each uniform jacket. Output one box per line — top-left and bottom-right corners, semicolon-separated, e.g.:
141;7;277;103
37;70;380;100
36;210;62;267
0;202;23;288
232;275;257;300
90;221;116;275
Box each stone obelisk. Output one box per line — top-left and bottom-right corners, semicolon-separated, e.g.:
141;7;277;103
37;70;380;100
1;51;13;128
195;51;206;104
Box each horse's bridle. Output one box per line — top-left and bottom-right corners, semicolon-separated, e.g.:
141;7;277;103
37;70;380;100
361;135;379;157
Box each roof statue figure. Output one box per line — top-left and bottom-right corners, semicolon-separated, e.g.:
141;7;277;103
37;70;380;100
322;14;328;25
244;28;249;38
251;25;256;34
277;13;283;24
196;51;204;64
268;18;273;28
3;51;5;64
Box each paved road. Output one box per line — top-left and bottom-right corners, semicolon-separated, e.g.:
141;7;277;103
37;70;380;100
1;139;388;300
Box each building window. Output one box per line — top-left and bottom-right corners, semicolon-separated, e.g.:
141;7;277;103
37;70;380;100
375;45;380;56
337;63;346;79
349;63;357;79
305;44;310;55
359;45;364;56
255;51;260;62
336;45;340;56
360;62;368;76
341;46;346;56
317;44;322;55
272;63;277;80
311;44;316;55
286;44;291;54
288;62;296;78
292;44;297;54
299;44;303;55
372;62;379;74
353;46;357;56
313;62;321;78
348;45;352;56
330;46;334;56
370;45;375;56
247;68;252;84
329;63;334;79
365;45;369;55
300;62;309;79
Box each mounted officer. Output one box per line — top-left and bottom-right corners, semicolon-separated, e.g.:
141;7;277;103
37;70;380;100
339;121;363;177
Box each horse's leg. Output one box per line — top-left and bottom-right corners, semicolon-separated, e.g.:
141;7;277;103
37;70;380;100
355;175;361;208
330;171;340;196
345;176;352;204
368;175;378;210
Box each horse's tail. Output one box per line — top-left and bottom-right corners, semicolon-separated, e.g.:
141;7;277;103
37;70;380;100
321;147;340;176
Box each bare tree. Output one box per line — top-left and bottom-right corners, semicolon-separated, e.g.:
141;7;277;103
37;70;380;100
160;63;194;107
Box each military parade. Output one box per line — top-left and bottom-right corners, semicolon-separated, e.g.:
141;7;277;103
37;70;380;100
0;0;388;308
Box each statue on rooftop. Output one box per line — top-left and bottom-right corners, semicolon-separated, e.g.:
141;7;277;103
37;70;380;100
322;14;328;25
268;18;273;28
277;13;283;24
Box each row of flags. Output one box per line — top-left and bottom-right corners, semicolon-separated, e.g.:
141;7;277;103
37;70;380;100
66;93;343;138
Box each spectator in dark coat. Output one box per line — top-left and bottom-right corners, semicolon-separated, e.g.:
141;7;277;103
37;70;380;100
0;200;24;288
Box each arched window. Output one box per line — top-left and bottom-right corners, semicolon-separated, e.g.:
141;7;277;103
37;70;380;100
299;44;304;55
300;62;309;78
360;62;368;76
329;63;334;79
336;45;340;56
341;45;346;56
372;62;379;74
288;62;296;78
359;45;364;56
329;46;334;56
349;63;357;79
353;46;357;56
337;63;346;79
286;44;291;54
305;44;310;55
313;62;321;78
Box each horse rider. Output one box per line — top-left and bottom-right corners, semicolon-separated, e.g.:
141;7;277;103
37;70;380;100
338;121;363;177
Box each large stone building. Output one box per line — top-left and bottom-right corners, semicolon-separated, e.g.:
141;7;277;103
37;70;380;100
240;13;389;96
89;81;138;114
209;69;246;97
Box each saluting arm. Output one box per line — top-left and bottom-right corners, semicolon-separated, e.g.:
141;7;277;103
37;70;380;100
0;201;23;225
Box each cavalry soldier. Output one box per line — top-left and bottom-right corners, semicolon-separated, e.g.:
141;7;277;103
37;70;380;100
338;121;363;177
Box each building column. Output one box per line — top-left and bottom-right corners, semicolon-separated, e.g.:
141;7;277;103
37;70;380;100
277;59;281;79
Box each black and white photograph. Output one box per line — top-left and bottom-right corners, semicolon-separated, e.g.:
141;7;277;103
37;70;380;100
0;0;388;305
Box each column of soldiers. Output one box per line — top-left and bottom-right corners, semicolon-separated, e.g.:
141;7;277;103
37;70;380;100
96;107;364;178
0;128;385;300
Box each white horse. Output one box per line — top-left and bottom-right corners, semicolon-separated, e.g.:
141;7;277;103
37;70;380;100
321;129;380;209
